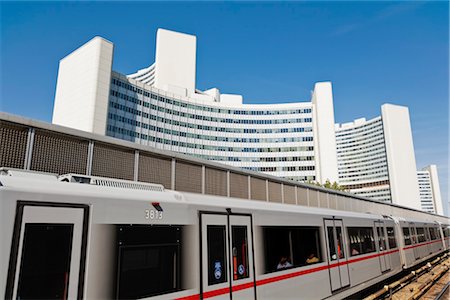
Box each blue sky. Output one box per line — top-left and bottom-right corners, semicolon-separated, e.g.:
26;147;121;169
1;1;448;214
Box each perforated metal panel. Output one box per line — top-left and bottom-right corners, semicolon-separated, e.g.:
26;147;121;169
268;181;282;203
251;177;266;201
329;194;337;210
309;190;319;207
283;185;296;204
0;121;28;168
230;173;248;199
344;197;352;211
30;129;89;174
175;161;202;193
297;188;308;206
92;143;134;180
319;192;328;208
337;196;347;211
205;167;227;196
138;154;172;188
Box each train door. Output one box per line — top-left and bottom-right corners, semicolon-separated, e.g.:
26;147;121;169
6;203;88;300
374;221;390;272
200;213;256;300
324;219;350;292
229;215;255;299
424;227;432;255
410;224;420;260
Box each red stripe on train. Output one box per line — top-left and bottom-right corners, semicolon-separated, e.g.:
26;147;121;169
175;249;400;299
403;239;444;250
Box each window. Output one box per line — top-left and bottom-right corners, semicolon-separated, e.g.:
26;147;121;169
263;226;322;273
347;227;376;256
116;225;182;299
327;227;337;261
327;226;346;260
387;227;397;249
416;227;426;243
403;227;412;245
376;226;387;251
429;228;437;240
231;226;249;280
16;224;73;300
207;225;227;285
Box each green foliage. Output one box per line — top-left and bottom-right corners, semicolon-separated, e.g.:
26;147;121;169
306;179;347;191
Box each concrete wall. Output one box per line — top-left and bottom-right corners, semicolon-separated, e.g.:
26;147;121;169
382;104;421;209
52;37;113;135
154;29;196;97
311;82;338;184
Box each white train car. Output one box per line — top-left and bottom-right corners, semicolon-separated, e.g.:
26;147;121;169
0;170;448;300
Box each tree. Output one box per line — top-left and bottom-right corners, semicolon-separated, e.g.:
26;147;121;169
306;179;347;192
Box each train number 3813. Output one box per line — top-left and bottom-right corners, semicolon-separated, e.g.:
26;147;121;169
145;209;163;220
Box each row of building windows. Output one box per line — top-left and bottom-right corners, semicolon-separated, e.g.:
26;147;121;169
190;154;315;163
109;104;312;134
244;166;315;172
339;168;388;181
340;180;390;190
337;140;386;155
112;78;312;116
335;125;384;142
338;163;388;176
338;153;387;168
336;134;384;150
335;118;382;136
107;125;314;153
110;92;312;125
109;113;313;144
337;149;387;165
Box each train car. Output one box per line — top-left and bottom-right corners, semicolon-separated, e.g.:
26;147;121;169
440;223;450;249
395;218;447;269
0;170;448;300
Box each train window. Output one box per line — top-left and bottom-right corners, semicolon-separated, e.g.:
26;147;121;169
116;225;182;299
429;228;437;240
403;227;412;245
416;227;426;243
410;227;417;244
444;227;450;237
335;226;345;259
16;224;73;300
263;226;322;273
376;226;387;251
347;227;376;256
231;226;249;280
327;227;337;261
207;225;228;285
386;227;397;249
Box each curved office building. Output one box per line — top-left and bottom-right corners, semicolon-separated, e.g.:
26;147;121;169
52;29;338;183
335;104;422;209
335;117;391;202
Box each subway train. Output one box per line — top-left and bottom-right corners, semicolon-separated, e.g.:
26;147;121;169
1;169;449;300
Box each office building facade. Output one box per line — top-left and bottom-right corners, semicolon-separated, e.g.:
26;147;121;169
52;29;338;183
335;105;423;210
417;165;444;214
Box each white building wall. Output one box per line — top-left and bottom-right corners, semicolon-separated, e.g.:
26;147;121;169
311;82;338;183
154;29;196;97
52;37;113;135
381;104;421;209
424;165;444;215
